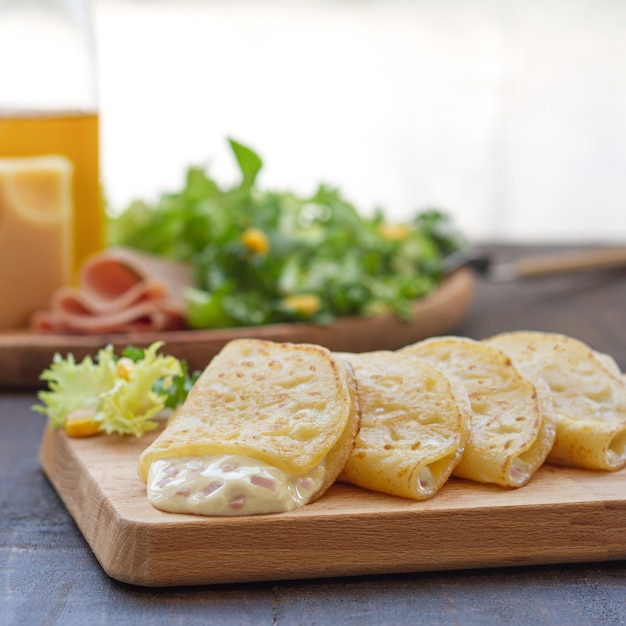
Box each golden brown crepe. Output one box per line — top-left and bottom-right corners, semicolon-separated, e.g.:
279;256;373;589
484;331;626;471
401;336;556;487
335;350;471;500
138;339;361;515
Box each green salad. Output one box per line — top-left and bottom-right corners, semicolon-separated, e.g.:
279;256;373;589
34;342;199;437
107;139;464;329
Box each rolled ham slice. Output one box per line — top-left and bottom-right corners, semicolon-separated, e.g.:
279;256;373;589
30;248;194;334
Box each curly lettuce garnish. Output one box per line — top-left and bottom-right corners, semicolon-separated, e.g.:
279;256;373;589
33;342;199;437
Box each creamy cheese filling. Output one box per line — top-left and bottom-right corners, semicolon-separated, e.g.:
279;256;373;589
146;454;326;516
415;466;435;495
507;457;530;486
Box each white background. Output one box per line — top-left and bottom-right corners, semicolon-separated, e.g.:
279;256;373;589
93;0;626;243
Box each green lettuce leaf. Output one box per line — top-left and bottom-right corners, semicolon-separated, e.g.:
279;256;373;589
33;342;191;437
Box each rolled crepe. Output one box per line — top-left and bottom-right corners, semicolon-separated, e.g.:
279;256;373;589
138;338;361;516
484;331;626;471
336;350;471;500
401;336;557;488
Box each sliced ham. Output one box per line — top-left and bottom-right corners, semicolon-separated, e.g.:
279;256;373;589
30;247;194;334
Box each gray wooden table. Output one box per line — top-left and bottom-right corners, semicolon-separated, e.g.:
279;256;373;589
1;244;625;625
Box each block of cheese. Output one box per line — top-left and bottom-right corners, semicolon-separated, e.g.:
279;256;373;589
0;155;73;329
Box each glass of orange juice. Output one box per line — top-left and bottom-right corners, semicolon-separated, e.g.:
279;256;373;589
0;0;103;277
0;0;104;329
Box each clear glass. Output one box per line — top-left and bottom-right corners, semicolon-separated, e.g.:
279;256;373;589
0;0;103;273
0;0;97;112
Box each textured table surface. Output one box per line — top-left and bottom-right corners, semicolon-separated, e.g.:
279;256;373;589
1;244;625;626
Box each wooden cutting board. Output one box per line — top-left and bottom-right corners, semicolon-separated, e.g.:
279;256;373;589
39;424;626;588
1;269;473;390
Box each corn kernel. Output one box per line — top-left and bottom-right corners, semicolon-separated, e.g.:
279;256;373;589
283;294;321;317
116;357;135;381
64;407;101;438
241;227;270;254
65;418;102;438
378;223;411;242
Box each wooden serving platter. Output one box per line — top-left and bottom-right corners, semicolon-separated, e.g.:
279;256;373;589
0;269;473;390
39;424;626;588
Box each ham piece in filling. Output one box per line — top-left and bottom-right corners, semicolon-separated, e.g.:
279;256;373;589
30;247;194;334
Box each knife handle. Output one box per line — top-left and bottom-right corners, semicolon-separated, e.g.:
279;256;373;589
514;247;626;278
